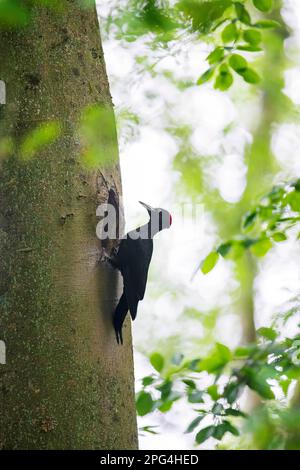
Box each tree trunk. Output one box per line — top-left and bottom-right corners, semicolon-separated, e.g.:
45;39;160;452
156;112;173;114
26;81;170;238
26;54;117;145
0;1;138;449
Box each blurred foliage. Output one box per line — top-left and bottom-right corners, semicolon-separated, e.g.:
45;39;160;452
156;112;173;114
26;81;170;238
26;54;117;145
20;122;61;160
137;318;300;447
201;180;300;273
105;0;283;90
79;104;118;168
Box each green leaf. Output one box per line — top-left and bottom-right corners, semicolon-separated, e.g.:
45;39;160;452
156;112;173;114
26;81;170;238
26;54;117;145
243;29;262;45
213;421;239;440
212;402;223;415
225;408;247;417
272;232;287;242
216;342;232;362
217;242;232;258
199;343;232;373
221;22;238;43
156;380;172;400
252;0;273;12
188;390;204;403
195;425;215;444
187;359;201;371
242;211;257;231
197;67;214;85
212;423;228;440
207;384;219;401
237;45;263;52
244;367;275;399
150;352;164;372
201;251;219;274
235;3;251;25
171;352;184;365
185;415;205;434
223;421;240;436
287;190;300;212
206;47;224;65
257;327;277;341
0;0;29;28
136;392;154;416
229;54;248;73
79;104;118;168
183;379;196;389
214;67;233;91
177;0;231;34
240;68;261;84
254;19;280;29
20;122;61;160
223;382;243;404
158;400;174;412
142;376;155;387
250;238;272;257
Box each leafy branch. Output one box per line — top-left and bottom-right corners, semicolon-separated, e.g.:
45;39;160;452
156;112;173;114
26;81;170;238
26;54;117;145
201;180;300;274
137;327;300;446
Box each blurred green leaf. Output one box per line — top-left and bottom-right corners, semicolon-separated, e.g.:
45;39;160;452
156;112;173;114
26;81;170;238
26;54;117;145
195;425;215;444
185;415;205;433
229;53;248;73
177;0;231;33
201;251;219;274
213;421;239;440
214;65;233;91
250;238;272;257
287;190;300;212
225;408;246;417
0;0;28;28
197;67;214;85
188;389;204;403
150;352;164;372
257;327;277;341
243;29;262;45
234;2;251;25
207;384;219;400
223;381;243;404
142;375;156;386
156;380;172;400
20;121;61;160
79;104;117;168
242;211;257;231
237;44;263;52
207;46;225;65
244;367;275;399
199;343;232;373
254;19;280;29
252;0;273;12
136;391;155;416
272;232;287;242
221;22;238;43
183;379;197;389
240;68;261;84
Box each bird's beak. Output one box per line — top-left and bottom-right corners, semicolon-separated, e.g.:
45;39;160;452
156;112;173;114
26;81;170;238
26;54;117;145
139;201;153;213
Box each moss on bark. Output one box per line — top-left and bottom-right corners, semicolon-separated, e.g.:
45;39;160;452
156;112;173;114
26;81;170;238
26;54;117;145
0;1;138;449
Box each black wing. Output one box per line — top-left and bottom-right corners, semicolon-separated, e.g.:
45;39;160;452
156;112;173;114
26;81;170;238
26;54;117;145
117;237;153;320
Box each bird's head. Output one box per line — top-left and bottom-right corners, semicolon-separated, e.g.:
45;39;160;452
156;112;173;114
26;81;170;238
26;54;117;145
139;201;172;234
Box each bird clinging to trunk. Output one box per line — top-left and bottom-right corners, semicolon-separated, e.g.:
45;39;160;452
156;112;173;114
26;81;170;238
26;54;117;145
111;201;172;344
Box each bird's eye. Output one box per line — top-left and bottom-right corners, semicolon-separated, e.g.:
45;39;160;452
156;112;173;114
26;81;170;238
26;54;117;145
169;214;172;226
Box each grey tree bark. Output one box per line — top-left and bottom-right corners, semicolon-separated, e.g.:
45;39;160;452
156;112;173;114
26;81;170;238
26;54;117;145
0;1;138;449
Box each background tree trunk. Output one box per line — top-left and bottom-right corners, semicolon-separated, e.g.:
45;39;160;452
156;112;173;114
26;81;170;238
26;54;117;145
0;1;138;449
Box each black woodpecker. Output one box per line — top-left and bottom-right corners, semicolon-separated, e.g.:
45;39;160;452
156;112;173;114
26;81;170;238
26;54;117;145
111;201;172;344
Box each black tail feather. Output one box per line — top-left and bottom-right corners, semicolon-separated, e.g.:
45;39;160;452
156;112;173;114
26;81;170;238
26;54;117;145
113;293;128;345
